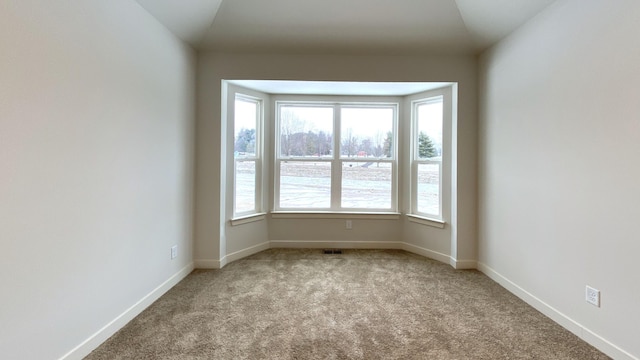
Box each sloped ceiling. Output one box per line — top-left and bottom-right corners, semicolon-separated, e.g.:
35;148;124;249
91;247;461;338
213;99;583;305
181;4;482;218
135;0;556;54
135;0;223;45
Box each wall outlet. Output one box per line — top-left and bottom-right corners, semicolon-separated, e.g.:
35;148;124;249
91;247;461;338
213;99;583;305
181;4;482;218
346;220;352;230
171;245;178;259
586;285;600;307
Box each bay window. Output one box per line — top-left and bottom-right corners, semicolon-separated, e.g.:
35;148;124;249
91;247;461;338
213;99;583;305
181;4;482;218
224;80;454;228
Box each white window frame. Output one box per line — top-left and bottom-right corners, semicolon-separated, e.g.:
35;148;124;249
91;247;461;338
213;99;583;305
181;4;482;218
409;89;451;223
274;100;398;213
233;94;263;218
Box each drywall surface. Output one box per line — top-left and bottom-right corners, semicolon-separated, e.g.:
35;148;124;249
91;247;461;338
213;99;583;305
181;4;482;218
0;1;195;358
269;217;401;244
478;0;640;358
195;52;477;265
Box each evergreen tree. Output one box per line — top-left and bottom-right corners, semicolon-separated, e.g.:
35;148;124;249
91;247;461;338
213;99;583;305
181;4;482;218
418;132;437;158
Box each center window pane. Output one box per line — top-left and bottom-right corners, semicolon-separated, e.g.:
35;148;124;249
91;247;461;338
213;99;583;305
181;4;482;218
340;107;394;158
279;161;331;208
341;161;392;209
279;106;333;157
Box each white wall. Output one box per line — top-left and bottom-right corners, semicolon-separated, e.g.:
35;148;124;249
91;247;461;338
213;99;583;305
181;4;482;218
195;52;477;266
478;0;640;358
0;1;196;358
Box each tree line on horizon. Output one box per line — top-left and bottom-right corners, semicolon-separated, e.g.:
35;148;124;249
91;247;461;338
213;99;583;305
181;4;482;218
235;127;439;159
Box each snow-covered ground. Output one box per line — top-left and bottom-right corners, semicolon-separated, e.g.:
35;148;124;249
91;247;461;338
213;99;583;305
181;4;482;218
234;161;438;213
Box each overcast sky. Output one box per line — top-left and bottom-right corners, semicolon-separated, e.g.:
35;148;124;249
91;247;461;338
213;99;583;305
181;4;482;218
234;99;443;145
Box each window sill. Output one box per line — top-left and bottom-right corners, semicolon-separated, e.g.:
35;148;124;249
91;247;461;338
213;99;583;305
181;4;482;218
407;214;445;229
230;213;267;226
271;211;401;220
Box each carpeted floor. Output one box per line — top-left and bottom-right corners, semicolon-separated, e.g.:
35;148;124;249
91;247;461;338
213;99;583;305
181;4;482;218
86;249;609;359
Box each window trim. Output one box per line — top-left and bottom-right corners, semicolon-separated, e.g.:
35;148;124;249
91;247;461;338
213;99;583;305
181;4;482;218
223;82;455;229
271;211;400;220
230;212;267;226
274;99;399;213
233;93;264;218
408;89;451;223
406;214;446;229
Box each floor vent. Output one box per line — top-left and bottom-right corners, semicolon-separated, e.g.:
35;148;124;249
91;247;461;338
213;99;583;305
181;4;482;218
323;249;343;254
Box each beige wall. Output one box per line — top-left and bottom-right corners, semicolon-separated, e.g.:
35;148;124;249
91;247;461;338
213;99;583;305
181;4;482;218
0;1;196;358
195;52;477;266
478;0;640;358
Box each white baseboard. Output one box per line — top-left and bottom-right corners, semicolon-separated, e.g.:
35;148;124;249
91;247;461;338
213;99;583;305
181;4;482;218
270;240;400;249
581;327;638;360
477;262;638;360
269;240;472;271
449;258;477;270
194;242;270;269
203;241;471;271
226;241;270;263
194;258;221;269
400;242;451;264
59;262;194;360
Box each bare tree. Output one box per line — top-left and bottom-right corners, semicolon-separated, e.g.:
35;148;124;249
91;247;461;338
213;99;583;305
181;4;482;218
341;127;359;157
280;109;305;156
372;130;384;158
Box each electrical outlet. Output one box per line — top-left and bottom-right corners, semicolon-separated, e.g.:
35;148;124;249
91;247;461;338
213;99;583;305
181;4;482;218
346;220;352;230
171;245;178;259
586;286;600;307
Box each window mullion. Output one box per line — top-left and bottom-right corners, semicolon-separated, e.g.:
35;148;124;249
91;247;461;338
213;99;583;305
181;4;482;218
331;104;341;210
411;161;417;214
274;159;281;210
254;159;261;213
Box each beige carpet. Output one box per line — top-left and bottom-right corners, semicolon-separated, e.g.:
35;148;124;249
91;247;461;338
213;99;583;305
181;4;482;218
86;249;609;359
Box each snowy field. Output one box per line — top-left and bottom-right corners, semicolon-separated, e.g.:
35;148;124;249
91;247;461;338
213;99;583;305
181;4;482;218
235;161;439;213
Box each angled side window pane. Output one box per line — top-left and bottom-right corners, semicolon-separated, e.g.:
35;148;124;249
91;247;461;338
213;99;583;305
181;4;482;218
234;98;258;158
416;97;443;160
412;93;446;219
417;163;440;216
233;94;261;217
235;160;256;213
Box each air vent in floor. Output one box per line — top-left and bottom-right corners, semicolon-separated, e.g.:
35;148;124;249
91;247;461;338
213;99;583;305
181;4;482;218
323;249;342;254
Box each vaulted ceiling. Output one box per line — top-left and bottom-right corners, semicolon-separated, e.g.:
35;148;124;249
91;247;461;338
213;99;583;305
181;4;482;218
135;0;557;54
